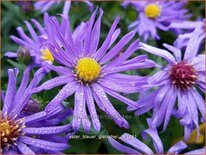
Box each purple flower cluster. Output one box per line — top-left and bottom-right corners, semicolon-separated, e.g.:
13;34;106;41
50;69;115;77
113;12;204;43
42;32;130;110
2;0;205;154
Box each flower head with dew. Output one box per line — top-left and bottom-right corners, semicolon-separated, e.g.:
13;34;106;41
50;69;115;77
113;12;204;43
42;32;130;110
171;19;205;49
5;13;86;66
34;0;93;17
32;9;157;132
1;66;73;154
122;0;192;41
108;118;189;154
129;23;205;140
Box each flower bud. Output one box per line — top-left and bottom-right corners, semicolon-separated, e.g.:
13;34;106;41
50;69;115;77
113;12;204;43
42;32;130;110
17;46;32;64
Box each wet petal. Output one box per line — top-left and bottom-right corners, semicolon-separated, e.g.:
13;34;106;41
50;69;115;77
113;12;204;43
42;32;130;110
19;136;69;151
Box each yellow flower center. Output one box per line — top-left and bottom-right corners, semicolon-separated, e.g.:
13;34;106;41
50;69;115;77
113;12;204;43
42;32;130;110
40;48;54;62
1;121;11;134
0;116;25;150
144;4;161;18
76;57;101;83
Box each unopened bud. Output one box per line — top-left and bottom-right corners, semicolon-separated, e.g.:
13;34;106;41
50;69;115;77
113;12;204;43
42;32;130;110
17;46;32;64
21;99;41;116
17;1;33;12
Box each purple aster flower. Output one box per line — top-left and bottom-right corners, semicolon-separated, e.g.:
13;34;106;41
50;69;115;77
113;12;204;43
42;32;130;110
5;13;86;66
131;24;205;140
123;0;191;41
34;0;93;17
108;119;188;154
32;9;156;132
1;66;73;154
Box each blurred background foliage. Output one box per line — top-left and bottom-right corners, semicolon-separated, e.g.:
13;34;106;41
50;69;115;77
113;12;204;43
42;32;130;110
1;0;205;154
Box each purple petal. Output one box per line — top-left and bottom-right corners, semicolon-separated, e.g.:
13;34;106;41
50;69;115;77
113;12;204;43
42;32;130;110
163;43;181;62
25;111;47;123
11;68;47;117
19;136;69;151
32;75;75;93
109;28;121;48
105;39;140;69
48;18;76;61
24;21;39;43
31;18;46;35
85;86;101;131
187;90;199;132
119;133;154;154
162;86;177;131
140;42;176;64
84;9;98;56
184;24;205;60
34;1;55;12
142;128;164;154
185;147;205;154
167;141;187;154
10;35;33;49
43;63;73;75
3;148;19;154
2;69;18;117
92;83;129;128
23;124;71;135
134;90;158;114
72;84;91;132
152;86;176;129
121;55;148;65
45;81;78;114
100;31;135;64
108;137;140;154
47;44;73;67
84;1;94;11
88;8;103;56
4;52;18;58
173;91;187;118
169;20;202;29
14;65;34;105
62;1;71;17
16;27;36;46
81;87;91;132
16;141;35;154
94;16;120;61
103;87;137;108
190;89;205;119
104;60;156;74
148;69;169;85
98;79;141;94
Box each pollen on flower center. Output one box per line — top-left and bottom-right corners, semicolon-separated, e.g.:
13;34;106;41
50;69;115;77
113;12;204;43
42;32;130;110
75;57;101;83
40;48;54;62
144;4;161;18
170;61;197;90
0;116;25;150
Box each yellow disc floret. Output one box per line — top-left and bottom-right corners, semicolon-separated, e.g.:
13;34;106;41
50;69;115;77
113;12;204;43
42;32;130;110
1;116;25;150
144;4;161;18
76;57;101;83
40;48;54;63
